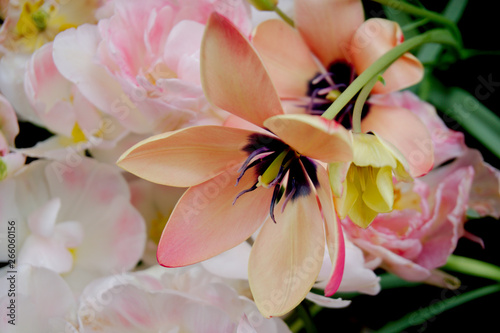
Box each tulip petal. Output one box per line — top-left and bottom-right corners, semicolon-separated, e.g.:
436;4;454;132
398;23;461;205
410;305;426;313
157;164;273;267
362;166;394;213
249;193;325;318
305;292;351;308
252;19;318;98
0;92;20;147
351;18;423;93
264;114;352;163
202;242;251;280
118;126;253;187
362;105;434;177
295;0;364;65
333;169;358;220
348;195;379;229
53;25;152;133
27;198;60;237
316;166;345;296
201;13;283;127
352;132;397;168
328;161;351;198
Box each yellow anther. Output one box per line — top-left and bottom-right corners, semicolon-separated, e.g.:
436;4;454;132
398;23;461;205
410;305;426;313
71;122;86;143
326;90;341;102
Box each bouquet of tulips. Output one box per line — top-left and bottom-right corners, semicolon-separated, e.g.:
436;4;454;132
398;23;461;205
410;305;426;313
1;0;499;332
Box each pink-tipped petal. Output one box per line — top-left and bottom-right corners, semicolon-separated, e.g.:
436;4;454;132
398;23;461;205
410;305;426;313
201;12;283;127
252;19;318;98
118;126;253;187
362;105;434;177
316;166;345;296
295;0;364;65
264;114;353;163
351;19;424;93
249;193;325;318
157;165;273;267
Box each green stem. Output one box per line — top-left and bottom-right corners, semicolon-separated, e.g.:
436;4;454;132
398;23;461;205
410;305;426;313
401;17;430;32
321;29;458;120
352;76;379;133
444;255;500;282
274;6;294;27
371;0;462;41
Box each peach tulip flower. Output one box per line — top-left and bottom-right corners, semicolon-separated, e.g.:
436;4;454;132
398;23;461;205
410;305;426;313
119;13;353;318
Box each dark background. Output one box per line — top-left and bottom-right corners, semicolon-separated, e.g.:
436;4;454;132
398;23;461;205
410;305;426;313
309;1;500;332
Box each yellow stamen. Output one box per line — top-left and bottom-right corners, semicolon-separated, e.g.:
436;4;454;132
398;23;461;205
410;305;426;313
71;122;87;143
15;1;55;36
326;89;341;102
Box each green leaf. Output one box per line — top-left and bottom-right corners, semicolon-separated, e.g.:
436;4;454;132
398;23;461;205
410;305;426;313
375;284;500;333
417;0;468;64
371;0;462;42
444;255;500;282
427;77;500;159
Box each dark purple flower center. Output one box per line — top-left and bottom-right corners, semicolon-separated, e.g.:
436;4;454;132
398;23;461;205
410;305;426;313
304;61;370;128
234;133;319;223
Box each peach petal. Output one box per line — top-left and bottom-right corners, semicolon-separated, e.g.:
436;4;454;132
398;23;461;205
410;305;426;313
295;0;364;65
252;19;318;98
118;126;253;187
264;114;352;163
201;13;283;127
350;18;423;93
157;164;273;267
249;193;325;318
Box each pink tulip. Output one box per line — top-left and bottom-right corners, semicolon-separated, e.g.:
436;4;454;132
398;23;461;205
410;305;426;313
53;0;252;134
